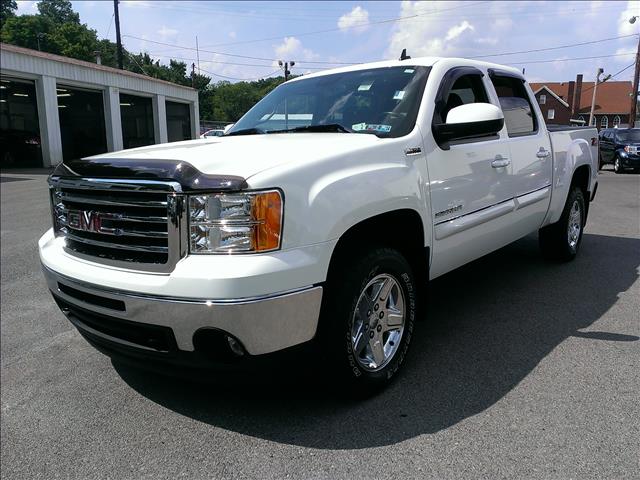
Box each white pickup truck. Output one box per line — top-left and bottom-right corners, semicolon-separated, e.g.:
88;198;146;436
40;57;598;390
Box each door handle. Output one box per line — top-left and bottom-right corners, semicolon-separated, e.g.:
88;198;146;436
491;157;510;168
536;148;550;158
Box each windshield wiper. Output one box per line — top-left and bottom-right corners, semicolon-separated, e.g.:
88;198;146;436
225;127;265;137
267;123;352;134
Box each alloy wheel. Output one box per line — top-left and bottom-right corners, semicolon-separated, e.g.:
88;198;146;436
350;274;405;371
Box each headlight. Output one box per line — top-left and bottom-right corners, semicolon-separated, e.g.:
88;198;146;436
188;190;283;254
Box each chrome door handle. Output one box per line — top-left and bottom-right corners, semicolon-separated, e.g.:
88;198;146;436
536;149;550;158
491;157;510;168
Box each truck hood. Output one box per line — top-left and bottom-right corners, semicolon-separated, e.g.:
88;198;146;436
86;133;382;181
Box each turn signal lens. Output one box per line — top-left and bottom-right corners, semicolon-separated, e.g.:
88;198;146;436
253;191;282;251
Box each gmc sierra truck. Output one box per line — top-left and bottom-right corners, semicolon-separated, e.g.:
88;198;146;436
40;57;598;389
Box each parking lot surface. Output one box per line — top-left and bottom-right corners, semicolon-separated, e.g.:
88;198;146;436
1;169;638;479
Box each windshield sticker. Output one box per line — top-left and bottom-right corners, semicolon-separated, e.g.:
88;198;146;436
404;69;415;73
351;123;391;133
357;82;373;91
393;90;405;100
367;124;392;133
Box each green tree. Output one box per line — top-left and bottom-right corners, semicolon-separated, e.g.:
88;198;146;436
0;0;17;27
37;0;79;24
0;14;56;51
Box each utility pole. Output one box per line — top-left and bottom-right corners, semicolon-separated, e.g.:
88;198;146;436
589;68;610;128
628;16;639;127
278;60;295;81
113;0;123;69
36;33;44;51
191;63;196;88
196;36;200;75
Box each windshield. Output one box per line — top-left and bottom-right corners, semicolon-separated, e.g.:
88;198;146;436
228;65;430;138
616;130;640;142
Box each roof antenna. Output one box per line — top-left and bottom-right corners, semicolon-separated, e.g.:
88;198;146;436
399;49;411;61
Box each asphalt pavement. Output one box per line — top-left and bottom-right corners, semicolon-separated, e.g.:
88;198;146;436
1;168;638;479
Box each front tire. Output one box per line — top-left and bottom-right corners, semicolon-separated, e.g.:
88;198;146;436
539;187;585;262
614;156;623;174
319;247;417;391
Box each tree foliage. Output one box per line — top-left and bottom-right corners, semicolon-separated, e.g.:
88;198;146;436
0;0;17;27
0;0;284;122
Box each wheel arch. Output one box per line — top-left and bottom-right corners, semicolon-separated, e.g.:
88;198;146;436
326;208;430;287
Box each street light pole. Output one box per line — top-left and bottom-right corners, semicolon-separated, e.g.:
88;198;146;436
278;60;295;81
628;16;639;127
589;68;604;128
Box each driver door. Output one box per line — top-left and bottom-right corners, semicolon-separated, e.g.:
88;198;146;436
427;67;514;278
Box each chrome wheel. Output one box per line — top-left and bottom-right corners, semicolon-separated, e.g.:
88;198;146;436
350;273;405;372
567;200;581;250
614;157;621;173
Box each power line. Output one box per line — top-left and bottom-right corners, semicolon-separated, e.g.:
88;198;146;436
506;52;636;66
579;63;636;97
198;1;490;48
471;34;639;59
122;34;355;65
198;67;282;82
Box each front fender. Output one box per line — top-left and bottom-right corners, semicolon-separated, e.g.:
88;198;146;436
246;141;432;252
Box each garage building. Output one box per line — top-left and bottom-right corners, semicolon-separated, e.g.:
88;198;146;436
0;43;199;168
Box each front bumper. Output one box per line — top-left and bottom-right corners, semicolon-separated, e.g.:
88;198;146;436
43;266;323;356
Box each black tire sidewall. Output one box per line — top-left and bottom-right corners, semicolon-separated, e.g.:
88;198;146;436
322;248;417;387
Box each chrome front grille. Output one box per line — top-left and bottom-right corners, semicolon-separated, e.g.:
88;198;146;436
49;178;186;273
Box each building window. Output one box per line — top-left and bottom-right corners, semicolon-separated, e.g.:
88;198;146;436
591;115;597;126
578;115;585;124
547;109;555;120
613;115;621;127
600;116;608;129
539;94;546;105
120;93;154;149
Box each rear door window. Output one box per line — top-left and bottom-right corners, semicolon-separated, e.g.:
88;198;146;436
490;76;537;137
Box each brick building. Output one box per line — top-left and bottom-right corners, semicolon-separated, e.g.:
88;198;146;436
530;75;634;130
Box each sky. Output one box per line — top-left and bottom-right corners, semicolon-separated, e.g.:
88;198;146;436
15;0;640;84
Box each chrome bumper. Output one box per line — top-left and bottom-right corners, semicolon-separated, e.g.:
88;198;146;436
43;266;323;355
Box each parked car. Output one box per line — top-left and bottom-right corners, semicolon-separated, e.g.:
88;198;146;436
40;57;598;392
598;128;640;173
200;129;225;138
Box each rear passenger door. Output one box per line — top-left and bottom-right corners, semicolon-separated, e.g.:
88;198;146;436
488;70;553;231
601;130;614;163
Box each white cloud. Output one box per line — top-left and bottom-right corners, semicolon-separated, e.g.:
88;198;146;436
618;0;640;35
273;36;318;62
386;1;482;58
157;26;178;39
337;6;370;33
228;31;237;39
445;20;474;41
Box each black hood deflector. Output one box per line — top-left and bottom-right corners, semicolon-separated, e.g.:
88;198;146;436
51;157;248;192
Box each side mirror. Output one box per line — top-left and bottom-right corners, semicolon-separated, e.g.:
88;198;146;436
433;103;504;145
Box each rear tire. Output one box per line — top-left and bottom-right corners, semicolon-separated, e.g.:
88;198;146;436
539;187;585;262
318;247;417;393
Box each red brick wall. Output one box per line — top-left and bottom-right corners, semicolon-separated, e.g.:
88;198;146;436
534;91;572;125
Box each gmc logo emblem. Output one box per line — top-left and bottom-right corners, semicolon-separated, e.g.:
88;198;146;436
67;210;103;233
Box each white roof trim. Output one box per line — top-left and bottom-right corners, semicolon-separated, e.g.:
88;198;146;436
533;85;570;108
